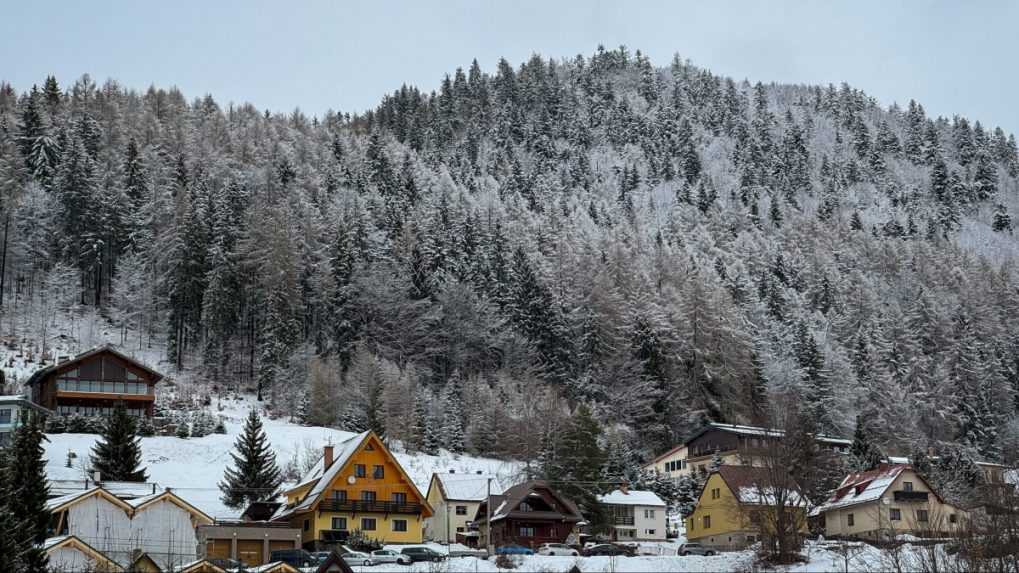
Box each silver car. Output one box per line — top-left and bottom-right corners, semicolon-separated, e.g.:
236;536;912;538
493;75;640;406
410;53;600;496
370;549;412;565
341;551;375;567
678;542;717;556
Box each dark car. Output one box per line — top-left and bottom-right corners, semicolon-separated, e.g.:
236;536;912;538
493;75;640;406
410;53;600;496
495;544;534;555
269;548;319;567
583;543;633;557
400;547;447;562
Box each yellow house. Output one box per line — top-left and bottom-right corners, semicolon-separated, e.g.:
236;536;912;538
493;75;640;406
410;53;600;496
273;431;433;549
812;464;967;538
686;465;808;550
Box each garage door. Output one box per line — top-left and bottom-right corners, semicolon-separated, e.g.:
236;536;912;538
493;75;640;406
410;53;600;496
206;539;231;559
269;540;295;553
237;539;264;566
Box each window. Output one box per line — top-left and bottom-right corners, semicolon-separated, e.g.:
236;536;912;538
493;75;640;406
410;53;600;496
362;518;377;531
365;443;375;451
392;519;408;532
645;529;656;536
847;514;855;527
456;527;465;533
355;464;366;478
903;481;914;492
703;515;711;528
332;490;347;501
361;491;377;502
519;527;535;537
373;465;384;479
392;492;407;504
688;518;694;531
711;488;720;500
890;508;901;521
0;409;10;424
332;517;347;530
303;519;310;532
520;502;532;512
949;514;958;524
917;510;929;522
455;505;468;515
645;509;655;519
747;535;756;543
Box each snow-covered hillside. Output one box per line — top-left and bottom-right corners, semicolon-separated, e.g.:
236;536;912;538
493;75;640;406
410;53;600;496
43;396;522;519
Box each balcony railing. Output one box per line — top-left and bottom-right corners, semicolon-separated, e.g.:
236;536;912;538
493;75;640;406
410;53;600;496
893;490;930;502
318;500;424;514
320;529;350;542
613;516;635;526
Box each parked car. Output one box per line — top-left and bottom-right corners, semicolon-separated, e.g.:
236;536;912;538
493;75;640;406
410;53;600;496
400;547;447;562
341;551;375;567
678;542;717;556
269;548;319;567
371;549;412;565
536;543;579;556
583;543;633;557
312;549;349;562
495;544;534;555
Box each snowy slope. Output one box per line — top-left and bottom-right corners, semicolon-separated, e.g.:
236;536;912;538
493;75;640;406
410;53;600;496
43;396;522;519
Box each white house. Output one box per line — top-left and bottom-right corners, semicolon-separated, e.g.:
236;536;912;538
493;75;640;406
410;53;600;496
41;535;123;572
0;394;53;446
597;489;667;541
46;486;213;570
424;470;504;544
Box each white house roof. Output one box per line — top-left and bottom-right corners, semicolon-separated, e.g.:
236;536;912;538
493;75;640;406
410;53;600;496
811;464;912;516
434;472;504;501
45;487;104;512
41;535;70;550
598;489;665;507
49;479;161;498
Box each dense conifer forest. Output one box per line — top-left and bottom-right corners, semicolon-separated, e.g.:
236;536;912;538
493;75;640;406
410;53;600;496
2;46;1018;473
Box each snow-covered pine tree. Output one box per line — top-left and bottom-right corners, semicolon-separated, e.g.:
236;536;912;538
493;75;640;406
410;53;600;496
219;409;283;509
441;377;466;455
90;402;148;482
8;414;50;571
848;414;883;471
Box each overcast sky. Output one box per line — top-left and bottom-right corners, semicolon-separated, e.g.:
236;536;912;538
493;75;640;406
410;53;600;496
2;0;1017;134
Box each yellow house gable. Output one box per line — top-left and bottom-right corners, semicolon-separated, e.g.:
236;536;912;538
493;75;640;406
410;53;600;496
687;472;745;540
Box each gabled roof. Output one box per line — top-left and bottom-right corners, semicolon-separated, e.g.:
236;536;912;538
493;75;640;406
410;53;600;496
0;394;54;415
129;553;163;572
276;431;432;519
598;489;665;507
478;480;584;523
428;471;504;502
128;489;214;524
314;550;355;573
812;464;940;515
646;443;688;466
50;479;162;498
247;562;301;573
46;486;135;514
25;344;164;387
174;559;228;573
711;465;808;507
41;535;125;572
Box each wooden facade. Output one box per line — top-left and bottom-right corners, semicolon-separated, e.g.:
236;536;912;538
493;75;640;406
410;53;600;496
25;345;162;418
474;481;584;549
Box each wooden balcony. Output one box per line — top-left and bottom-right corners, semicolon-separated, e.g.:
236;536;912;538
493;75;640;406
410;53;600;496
317;500;424;514
893;490;930;502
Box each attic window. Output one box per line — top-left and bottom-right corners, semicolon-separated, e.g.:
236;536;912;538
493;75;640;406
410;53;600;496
365;443;375;451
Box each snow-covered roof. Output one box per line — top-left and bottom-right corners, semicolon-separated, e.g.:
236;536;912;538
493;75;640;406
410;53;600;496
434;472;504;501
598;489;665;507
292;430;369;513
25;343;164;387
45;486;106;512
41;535;70;550
812;464;917;515
702;422;851;445
49;479;161;498
713;466;808;507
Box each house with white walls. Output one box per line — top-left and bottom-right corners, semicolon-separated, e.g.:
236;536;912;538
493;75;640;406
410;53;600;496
597;489;667;541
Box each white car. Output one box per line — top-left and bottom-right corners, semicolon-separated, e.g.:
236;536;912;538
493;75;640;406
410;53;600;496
536;543;580;556
370;549;412;565
341;551;375;567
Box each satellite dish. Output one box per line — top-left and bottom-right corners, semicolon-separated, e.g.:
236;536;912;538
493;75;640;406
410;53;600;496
347;475;357;485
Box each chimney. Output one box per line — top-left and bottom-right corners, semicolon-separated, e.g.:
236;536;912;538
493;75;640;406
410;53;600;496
92;470;101;484
324;445;334;468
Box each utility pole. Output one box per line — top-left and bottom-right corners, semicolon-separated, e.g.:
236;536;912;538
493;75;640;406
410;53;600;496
486;477;493;556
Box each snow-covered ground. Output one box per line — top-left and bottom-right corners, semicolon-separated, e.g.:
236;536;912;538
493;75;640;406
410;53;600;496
43;396;522;519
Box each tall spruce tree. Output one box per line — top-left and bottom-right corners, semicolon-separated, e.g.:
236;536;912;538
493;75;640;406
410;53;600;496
219;410;283;509
8;415;50;572
90;403;148;482
848;414;883;471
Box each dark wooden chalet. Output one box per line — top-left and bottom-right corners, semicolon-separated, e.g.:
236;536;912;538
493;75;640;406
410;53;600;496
25;345;162;418
473;480;584;549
